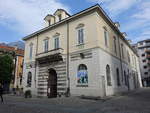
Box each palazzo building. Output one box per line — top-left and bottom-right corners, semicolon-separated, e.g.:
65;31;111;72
22;4;142;98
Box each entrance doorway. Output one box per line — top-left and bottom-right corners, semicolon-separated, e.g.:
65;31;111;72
47;69;57;98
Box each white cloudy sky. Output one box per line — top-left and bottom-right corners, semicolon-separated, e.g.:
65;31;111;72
0;0;149;43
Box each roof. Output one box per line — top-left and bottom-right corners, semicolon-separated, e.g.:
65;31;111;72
54;9;71;16
22;4;138;56
0;44;24;56
22;4;101;40
138;39;150;43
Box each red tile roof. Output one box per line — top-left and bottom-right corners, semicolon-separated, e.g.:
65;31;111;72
0;44;24;56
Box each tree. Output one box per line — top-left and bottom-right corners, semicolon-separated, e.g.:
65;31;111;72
0;54;14;85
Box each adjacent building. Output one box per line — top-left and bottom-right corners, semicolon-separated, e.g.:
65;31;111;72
133;39;150;87
22;4;142;98
0;44;24;89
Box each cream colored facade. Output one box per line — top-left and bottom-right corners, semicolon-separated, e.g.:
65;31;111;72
23;5;142;98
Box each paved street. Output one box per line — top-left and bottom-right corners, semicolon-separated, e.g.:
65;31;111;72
0;88;150;113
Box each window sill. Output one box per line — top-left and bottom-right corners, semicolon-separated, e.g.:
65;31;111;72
76;84;88;87
76;43;84;46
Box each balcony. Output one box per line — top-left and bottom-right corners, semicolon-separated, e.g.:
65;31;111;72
36;48;64;64
147;54;150;59
146;49;150;53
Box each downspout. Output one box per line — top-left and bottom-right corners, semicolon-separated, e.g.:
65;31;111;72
35;34;39;88
66;21;70;96
117;36;124;83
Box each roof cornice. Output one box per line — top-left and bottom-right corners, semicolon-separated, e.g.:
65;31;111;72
22;4;138;56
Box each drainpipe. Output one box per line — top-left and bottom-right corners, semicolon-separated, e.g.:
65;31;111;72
34;34;39;88
117;36;124;84
66;21;70;97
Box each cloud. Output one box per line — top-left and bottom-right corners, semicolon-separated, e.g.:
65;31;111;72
0;0;70;35
132;1;150;21
88;0;150;43
88;0;139;16
125;1;150;43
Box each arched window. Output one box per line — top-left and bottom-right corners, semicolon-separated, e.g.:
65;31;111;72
27;72;32;87
116;68;120;86
77;64;88;84
106;65;111;86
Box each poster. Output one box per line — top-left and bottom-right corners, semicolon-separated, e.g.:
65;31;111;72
77;70;88;84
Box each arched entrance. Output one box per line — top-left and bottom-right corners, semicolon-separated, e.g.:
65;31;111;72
47;68;57;98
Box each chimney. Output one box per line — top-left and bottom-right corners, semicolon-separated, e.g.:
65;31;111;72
127;40;132;43
114;22;120;29
122;32;127;37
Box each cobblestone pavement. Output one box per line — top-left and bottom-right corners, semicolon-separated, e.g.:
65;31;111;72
0;88;150;113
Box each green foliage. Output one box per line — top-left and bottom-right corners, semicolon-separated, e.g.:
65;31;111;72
0;54;14;84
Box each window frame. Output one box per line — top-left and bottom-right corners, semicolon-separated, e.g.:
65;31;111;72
106;65;111;86
113;36;117;54
43;39;49;52
29;43;33;59
27;72;32;87
54;36;59;49
103;27;109;47
116;68;120;86
77;28;84;45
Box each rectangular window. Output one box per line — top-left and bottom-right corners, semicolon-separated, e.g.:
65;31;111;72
141;54;145;57
44;39;49;52
29;45;33;59
104;30;108;46
121;44;124;58
48;20;51;26
144;66;147;69
113;36;117;54
78;28;84;45
143;59;146;62
58;14;61;21
54;37;59;49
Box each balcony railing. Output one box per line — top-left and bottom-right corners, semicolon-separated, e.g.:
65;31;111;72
146;54;150;58
36;48;64;60
146;49;150;53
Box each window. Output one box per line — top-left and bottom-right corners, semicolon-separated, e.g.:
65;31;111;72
48;20;51;26
29;43;33;59
58;14;61;21
141;54;145;57
54;37;59;49
124;71;128;86
144;72;148;75
144;66;147;69
80;53;85;59
121;44;124;58
127;51;130;63
104;29;108;47
143;60;146;62
27;72;32;87
78;28;84;45
77;64;88;84
116;68;120;86
44;39;49;52
106;65;111;86
139;42;143;45
113;36;117;54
